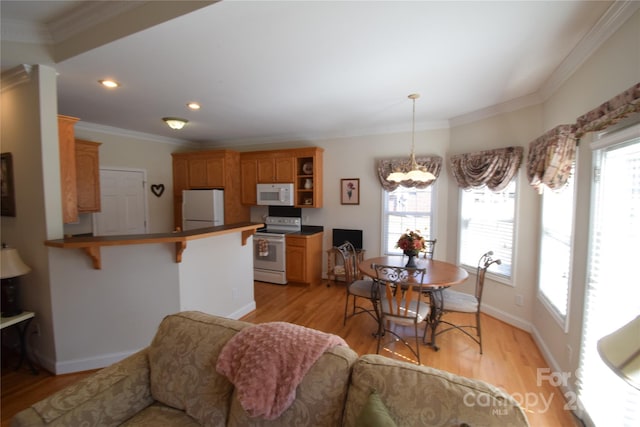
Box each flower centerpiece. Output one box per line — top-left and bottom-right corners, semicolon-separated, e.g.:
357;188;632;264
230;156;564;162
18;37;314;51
395;229;425;268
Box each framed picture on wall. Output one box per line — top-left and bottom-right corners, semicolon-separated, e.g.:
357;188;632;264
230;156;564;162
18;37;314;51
340;178;360;205
1;152;16;216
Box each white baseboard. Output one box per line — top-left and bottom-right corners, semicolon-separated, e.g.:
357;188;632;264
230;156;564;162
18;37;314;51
52;349;140;375
227;301;256;320
481;303;532;332
33;301;257;375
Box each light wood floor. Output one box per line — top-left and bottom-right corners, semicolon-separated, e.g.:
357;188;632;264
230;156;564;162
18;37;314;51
2;280;582;427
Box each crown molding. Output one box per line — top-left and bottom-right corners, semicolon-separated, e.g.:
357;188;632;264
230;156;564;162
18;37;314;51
449;92;544;128
46;1;145;43
539;0;640;101
0;64;33;93
0;19;53;44
74;121;194;148
0;2;145;45
450;0;639;128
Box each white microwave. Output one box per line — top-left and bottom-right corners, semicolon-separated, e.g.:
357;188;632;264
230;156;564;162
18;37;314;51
256;183;295;206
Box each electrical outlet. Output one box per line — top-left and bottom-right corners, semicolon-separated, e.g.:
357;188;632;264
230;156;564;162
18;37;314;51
515;294;524;306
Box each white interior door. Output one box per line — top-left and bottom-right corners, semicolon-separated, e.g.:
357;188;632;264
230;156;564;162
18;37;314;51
93;168;147;236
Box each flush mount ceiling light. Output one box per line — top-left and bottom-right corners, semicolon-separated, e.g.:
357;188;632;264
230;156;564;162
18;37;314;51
386;94;436;183
162;117;188;130
187;102;201;110
98;79;120;89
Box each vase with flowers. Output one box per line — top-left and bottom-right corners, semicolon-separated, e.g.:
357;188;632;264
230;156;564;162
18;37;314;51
395;229;425;268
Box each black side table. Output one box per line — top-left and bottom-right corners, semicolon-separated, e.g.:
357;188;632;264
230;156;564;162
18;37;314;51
1;311;38;374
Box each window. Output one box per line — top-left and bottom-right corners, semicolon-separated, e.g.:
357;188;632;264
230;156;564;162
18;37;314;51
577;126;640;426
537;161;576;327
383;186;434;255
459;179;516;280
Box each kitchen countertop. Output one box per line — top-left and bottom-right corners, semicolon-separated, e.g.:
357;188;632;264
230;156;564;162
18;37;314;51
45;222;264;269
298;225;324;235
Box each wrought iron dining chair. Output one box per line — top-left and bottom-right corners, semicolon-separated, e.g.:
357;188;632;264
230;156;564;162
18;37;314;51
431;251;500;354
422;239;437;259
337;241;378;325
373;264;430;365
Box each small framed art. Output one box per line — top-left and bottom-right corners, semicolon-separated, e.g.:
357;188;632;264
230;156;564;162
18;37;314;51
340;178;360;205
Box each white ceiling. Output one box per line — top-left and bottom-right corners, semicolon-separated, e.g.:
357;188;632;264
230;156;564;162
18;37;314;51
1;0;635;147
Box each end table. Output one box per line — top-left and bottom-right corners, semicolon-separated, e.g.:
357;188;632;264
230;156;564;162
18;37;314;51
1;311;38;374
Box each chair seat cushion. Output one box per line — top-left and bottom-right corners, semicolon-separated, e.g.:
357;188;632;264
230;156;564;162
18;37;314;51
442;289;478;312
349;279;377;298
380;298;430;324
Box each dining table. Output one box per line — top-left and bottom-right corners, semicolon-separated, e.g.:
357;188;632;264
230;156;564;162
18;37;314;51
358;255;469;349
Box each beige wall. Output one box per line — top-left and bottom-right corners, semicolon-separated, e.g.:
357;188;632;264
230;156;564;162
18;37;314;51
0;65;61;365
448;105;544;330
445;9;640;394
531;9;640;387
71;125;186;234
1;7;637;376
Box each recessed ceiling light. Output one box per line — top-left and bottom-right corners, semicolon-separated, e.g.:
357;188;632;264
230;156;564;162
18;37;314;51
98;79;120;89
187;102;201;110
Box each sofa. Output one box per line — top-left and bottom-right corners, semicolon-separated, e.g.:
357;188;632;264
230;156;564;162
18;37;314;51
12;311;529;426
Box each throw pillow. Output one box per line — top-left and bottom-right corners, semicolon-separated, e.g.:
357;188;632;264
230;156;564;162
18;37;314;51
355;391;398;427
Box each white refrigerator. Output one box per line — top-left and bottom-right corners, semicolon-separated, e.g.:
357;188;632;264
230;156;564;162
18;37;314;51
182;189;224;231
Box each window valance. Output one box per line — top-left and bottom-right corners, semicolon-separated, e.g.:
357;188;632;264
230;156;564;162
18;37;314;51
450;146;523;191
575;82;640;137
377;156;442;191
526;124;577;193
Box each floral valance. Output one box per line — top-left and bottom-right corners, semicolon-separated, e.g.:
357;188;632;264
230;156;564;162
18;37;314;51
450;146;523;192
526;124;577;193
377;156;442;191
575;82;640;137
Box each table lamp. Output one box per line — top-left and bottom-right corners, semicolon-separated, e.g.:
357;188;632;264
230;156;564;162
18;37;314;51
0;245;31;317
597;315;640;390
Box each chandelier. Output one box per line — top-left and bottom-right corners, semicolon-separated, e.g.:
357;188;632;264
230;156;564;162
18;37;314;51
386;94;435;183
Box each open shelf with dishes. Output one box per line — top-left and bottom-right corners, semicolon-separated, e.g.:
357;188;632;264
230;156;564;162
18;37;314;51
294;147;323;208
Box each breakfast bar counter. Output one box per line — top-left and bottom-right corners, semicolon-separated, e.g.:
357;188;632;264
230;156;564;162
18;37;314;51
45;222;263;269
44;222;263;374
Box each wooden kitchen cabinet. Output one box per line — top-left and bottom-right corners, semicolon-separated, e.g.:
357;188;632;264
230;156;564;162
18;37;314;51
240;147;323;207
240;158;258;205
257;156;295;183
189;157;225;188
171;150;249;229
75;139;102;213
172;156;189;197
240;152;294;205
286;232;323;285
58;115;80;223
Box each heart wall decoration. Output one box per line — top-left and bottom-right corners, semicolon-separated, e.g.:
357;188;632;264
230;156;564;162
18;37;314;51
151;184;165;197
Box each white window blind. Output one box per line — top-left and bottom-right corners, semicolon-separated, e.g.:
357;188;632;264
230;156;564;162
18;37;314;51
538;161;576;327
383;186;433;255
459;180;516;279
577;130;640;426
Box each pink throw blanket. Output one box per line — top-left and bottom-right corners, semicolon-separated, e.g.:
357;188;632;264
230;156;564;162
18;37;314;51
216;322;347;420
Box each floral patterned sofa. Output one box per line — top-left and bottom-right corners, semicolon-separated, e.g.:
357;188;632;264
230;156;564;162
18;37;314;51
11;311;529;426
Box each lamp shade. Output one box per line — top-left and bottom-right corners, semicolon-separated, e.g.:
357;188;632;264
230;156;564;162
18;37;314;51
597;315;640;390
0;247;31;279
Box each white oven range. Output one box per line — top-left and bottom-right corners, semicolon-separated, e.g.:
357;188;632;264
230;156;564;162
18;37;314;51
253;216;301;285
